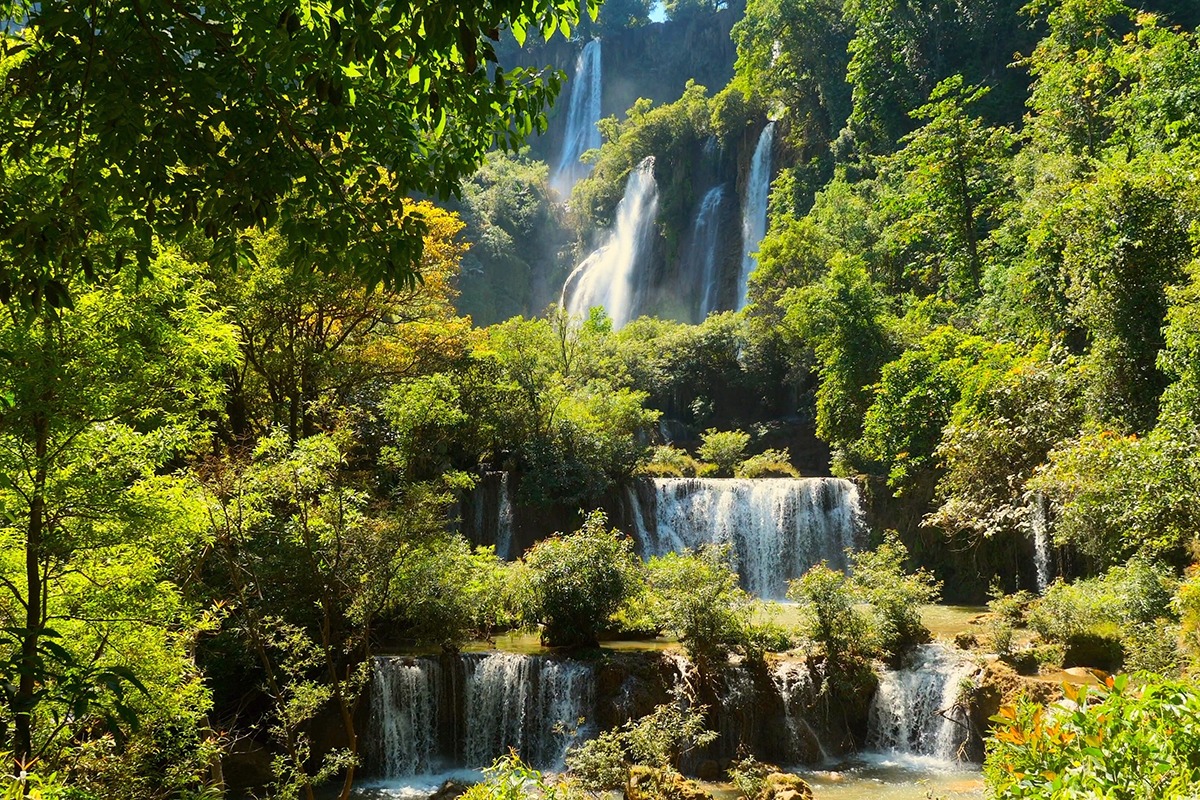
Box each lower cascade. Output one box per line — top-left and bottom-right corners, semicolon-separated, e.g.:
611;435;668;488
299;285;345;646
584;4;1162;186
637;478;862;599
369;653;595;778
867;643;979;761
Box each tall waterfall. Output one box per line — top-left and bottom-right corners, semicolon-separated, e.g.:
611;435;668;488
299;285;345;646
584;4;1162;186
691;186;726;319
636;478;862;599
562;157;659;328
369;654;595;778
552;39;603;197
737;122;775;310
1030;491;1051;593
867;644;978;761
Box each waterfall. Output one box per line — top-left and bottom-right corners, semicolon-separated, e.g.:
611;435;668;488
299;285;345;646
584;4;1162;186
495;472;514;560
369;654;595;778
1030;491;1051;593
637;478;862;599
867;644;978;762
772;660;827;763
552;39;603;197
691;186;726;319
737;122;775;310
562;157;659;329
370;658;443;777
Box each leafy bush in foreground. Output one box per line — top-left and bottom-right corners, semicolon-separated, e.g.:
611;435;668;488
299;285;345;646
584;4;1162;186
985;676;1200;799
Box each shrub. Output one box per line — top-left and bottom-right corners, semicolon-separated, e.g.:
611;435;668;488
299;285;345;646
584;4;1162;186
645;546;755;665
523;511;644;647
787;563;876;664
985;677;1200;799
566;698;717;791
849;532;942;657
697;429;750;477
1028;557;1178;670
985;587;1035;661
639;445;703;478
727;753;774;800
1175;565;1200;673
461;752;582;800
735;448;800;478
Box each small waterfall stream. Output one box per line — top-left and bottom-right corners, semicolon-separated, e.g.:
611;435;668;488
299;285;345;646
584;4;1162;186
562;156;659;328
737;122;775;310
691;185;726;319
867;644;978;762
552;39;603;197
1030;491;1052;593
637;478;862;599
369;654;595;778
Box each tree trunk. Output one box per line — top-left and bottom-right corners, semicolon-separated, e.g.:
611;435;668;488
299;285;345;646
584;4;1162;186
14;412;48;773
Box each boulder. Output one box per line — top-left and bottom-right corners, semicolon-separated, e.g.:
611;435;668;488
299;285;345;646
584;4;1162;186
625;765;714;800
757;772;814;800
430;779;473;800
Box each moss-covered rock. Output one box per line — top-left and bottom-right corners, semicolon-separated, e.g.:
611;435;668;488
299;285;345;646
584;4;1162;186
757;772;814;800
625;765;714;800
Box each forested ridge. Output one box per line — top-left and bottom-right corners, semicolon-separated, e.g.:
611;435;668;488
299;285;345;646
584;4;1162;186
3;0;1200;798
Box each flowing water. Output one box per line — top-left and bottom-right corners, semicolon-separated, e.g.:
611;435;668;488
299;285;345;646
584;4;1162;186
636;478;862;599
551;39;602;197
867;644;979;761
368;654;595;779
1030;491;1051;593
737;122;775;310
691;185;726;319
562;156;659;328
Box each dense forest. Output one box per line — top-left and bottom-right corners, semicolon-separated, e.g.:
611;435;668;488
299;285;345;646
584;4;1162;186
2;0;1200;798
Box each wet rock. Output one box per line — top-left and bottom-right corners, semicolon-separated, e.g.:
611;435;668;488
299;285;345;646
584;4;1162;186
954;632;978;650
430;779;473;800
626;765;714;800
757;772;814;800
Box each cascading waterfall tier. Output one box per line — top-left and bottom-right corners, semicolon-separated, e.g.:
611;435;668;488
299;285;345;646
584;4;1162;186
552;39;603;197
691;185;726;319
867;643;979;762
562;157;659;329
369;653;595;778
637;477;862;599
737;122;775;310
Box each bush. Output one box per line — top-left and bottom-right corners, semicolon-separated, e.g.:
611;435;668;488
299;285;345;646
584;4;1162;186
1175;565;1200;673
726;753;774;800
523;511;644;647
461;752;582;800
849;532;942;657
639;445;703;478
787;563;875;664
566;698;717;791
645;546;755;665
1028;557;1178;670
697;429;750;477
985;587;1035;661
985;677;1200;799
735;448;800;478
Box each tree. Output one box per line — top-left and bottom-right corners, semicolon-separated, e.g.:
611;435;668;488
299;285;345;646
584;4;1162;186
0;253;236;771
877;76;1014;299
782;256;895;454
0;0;597;311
